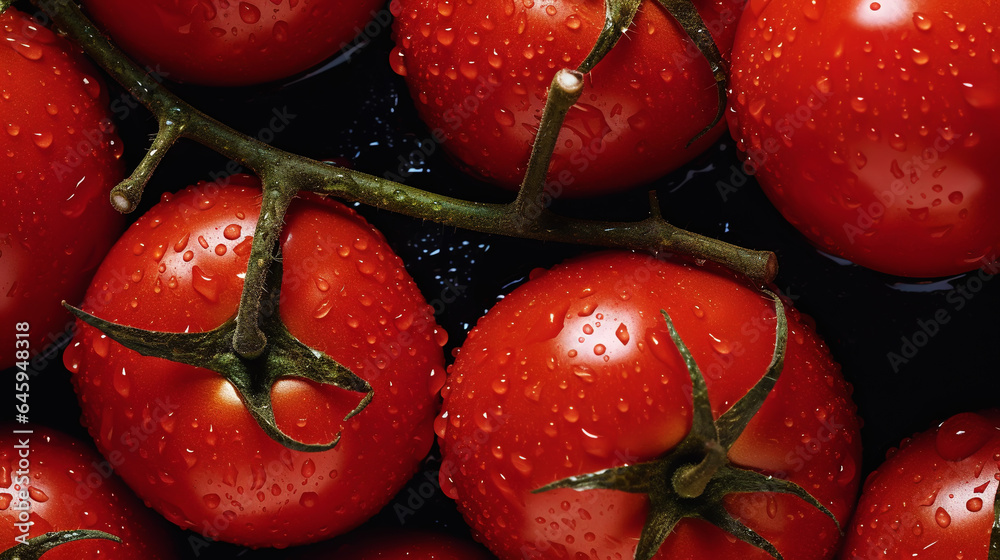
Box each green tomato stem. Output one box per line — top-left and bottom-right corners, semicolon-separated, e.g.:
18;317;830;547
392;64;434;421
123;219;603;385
0;530;121;560
33;0;778;367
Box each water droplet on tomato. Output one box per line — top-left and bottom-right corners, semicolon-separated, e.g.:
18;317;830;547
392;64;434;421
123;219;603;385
436;28;455;46
495;107;515;127
29;130;52;149
510;454;534;476
223;224;242;240
299;492;318;507
301;460;316;479
272;20;289;42
935;412;995;461
934;507;951;527
967;497;984;512
912;12;932;31
802;0;823;21
313;298;334;319
191;265;220;302
563;407;579;423
113;367;130;397
239;2;261;23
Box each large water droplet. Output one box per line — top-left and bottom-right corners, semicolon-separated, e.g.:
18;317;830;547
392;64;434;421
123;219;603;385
191;266;220;302
935;412;994;461
239;2;261;23
934;507;951;528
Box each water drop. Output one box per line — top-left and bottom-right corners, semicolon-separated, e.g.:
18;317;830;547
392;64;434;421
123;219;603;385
934;507;951;528
935;412;994;461
31;131;53;149
495;107;515;127
191;265;220;302
299;492;318;508
912;12;932;31
272;20;289;42
223;224;242;240
802;0;823;21
113;367;130;397
239;2;261;23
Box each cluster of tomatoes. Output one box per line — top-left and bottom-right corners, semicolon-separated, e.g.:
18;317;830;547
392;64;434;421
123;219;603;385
1;0;998;559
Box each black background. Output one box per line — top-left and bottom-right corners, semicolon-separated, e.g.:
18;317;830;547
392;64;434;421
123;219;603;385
9;4;998;558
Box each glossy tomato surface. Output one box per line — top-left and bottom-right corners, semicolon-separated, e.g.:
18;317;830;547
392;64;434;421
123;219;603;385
80;0;386;86
0;426;179;559
727;0;1000;277
840;410;1000;559
390;0;742;196
64;176;447;547
437;251;862;560
0;8;125;370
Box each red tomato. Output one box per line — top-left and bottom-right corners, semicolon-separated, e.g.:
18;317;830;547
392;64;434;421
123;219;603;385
839;411;1000;559
437;251;862;559
63;175;448;547
0;9;125;370
390;0;743;197
289;528;495;559
0;426;178;559
80;0;386;86
727;0;1000;277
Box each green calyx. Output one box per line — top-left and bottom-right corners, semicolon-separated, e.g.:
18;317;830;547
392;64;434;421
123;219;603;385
64;254;373;453
535;290;839;560
0;530;121;560
581;0;729;146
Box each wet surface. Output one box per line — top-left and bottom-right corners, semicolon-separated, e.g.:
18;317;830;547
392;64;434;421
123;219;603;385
15;15;998;559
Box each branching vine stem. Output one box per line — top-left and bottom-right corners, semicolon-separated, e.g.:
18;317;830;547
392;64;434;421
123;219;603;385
30;0;777;357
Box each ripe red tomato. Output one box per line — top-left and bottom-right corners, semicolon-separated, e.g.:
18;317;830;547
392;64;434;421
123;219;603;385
80;0;386;86
840;410;1000;559
63;175;448;547
390;0;743;197
289;528;494;559
727;0;1000;277
0;426;178;559
0;9;125;370
436;251;862;560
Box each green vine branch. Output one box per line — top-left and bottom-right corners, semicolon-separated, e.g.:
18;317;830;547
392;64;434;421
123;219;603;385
30;0;770;358
0;530;121;560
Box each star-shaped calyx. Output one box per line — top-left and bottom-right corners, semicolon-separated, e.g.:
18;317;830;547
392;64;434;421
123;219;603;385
64;253;373;452
535;290;838;560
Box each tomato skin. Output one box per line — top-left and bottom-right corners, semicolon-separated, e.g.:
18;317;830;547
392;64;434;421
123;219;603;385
390;0;742;197
0;9;125;370
289;529;495;559
437;252;862;560
727;0;1000;277
80;0;385;86
839;410;1000;559
0;426;178;559
63;176;447;547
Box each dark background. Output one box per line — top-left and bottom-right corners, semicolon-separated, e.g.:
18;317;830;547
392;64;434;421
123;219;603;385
10;4;998;558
